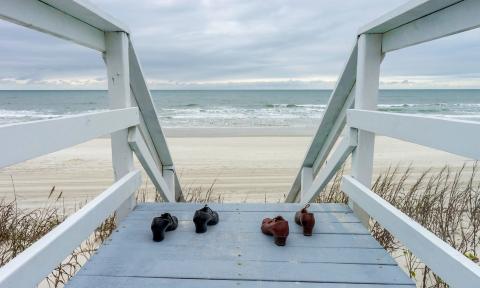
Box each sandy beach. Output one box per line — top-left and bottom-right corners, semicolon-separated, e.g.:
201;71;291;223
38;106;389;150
0;129;472;211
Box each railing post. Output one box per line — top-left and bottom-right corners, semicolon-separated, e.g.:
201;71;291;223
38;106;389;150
350;33;383;227
105;31;136;222
163;165;175;201
300;167;313;203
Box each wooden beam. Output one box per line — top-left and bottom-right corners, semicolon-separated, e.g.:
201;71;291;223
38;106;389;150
0;171;141;288
42;0;130;33
0;0;106;51
303;42;358;167
347;109;480;160
128;127;174;202
285;42;357;202
300;167;313;202
359;0;462;34
302;129;357;203
128;40;174;166
105;31;136;218
341;175;480;287
350;34;382;226
131;92;163;171
312;87;355;175
382;0;480;52
0;108;139;169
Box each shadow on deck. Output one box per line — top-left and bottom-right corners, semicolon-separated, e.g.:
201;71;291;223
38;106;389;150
66;203;414;287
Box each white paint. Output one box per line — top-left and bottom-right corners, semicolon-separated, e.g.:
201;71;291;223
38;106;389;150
163;166;176;202
285;42;358;203
347;109;480;160
350;34;383;227
105;31;136;220
42;0;130;33
359;0;461;34
312;88;355;175
341;175;480;288
0;171;141;288
300;167;313;203
128;41;174;166
0;0;106;51
128;39;184;201
0;108;139;169
133;94;163;170
302;129;358;203
128;127;174;202
382;0;480;52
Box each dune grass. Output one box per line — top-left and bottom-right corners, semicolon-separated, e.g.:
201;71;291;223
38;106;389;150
315;163;480;287
0;163;479;287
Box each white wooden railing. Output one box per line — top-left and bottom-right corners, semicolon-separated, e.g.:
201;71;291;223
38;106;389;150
0;0;183;286
286;0;480;287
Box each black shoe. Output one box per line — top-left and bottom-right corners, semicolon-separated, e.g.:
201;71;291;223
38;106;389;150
193;205;219;233
151;213;178;242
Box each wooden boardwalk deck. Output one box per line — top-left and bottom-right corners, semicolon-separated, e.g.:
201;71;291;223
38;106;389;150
66;203;414;287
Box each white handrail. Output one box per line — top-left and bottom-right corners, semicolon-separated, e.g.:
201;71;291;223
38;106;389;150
0;0;106;51
287;1;480;286
0;0;183;202
301;129;357;202
128;127;174;202
0;108;139;169
347;110;480;160
342;176;480;288
0;171;142;288
285;43;358;202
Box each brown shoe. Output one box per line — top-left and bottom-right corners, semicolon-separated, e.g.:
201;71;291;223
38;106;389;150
295;204;315;236
261;216;289;246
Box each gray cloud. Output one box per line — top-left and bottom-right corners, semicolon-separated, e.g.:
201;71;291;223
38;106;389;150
0;0;479;89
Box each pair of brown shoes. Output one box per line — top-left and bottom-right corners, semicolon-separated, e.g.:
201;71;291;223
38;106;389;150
261;204;315;246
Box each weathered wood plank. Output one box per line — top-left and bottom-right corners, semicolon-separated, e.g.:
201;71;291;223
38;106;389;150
94;243;395;265
127;210;361;223
67;275;415;288
66;203;412;287
134;203;353;213
77;258;412;285
102;229;382;249
120;218;369;235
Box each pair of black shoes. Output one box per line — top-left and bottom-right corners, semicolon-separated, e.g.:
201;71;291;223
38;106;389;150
151;205;219;242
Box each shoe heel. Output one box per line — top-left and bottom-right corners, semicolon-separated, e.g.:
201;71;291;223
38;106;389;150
274;235;287;246
303;226;313;236
151;223;168;242
193;217;208;233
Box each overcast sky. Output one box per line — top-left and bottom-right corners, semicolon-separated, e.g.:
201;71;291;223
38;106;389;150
1;0;479;89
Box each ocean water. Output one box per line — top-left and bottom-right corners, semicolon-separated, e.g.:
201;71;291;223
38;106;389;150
0;90;479;128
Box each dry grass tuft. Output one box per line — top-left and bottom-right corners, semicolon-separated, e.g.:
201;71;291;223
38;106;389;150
0;185;117;287
2;164;479;287
315;162;480;287
0;179;223;287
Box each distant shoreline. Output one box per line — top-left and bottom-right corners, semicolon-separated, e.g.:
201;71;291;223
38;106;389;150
163;127;315;137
